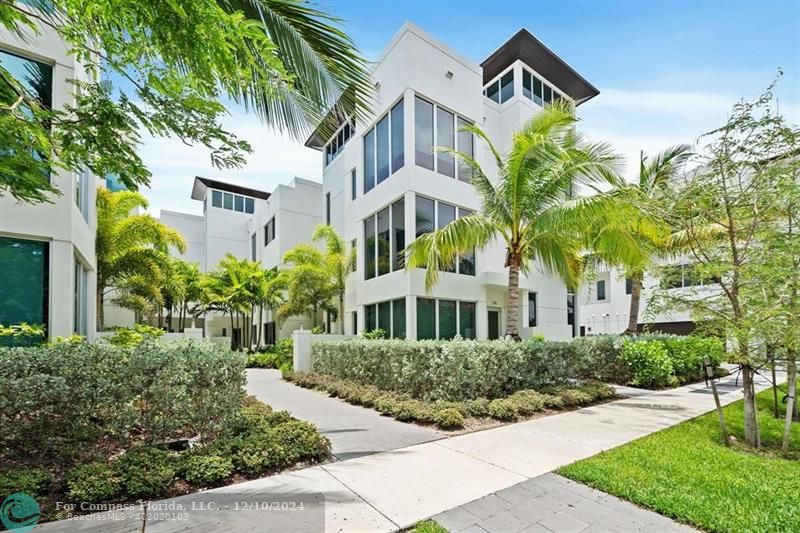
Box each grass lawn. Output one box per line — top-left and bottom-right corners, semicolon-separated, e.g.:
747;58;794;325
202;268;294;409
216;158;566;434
559;381;800;533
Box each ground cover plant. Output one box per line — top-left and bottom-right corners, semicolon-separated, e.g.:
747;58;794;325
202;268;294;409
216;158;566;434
558;381;800;533
0;340;330;522
282;369;616;430
246;338;293;369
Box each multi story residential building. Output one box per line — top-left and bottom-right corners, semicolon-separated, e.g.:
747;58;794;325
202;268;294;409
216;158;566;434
0;14;98;341
303;22;599;340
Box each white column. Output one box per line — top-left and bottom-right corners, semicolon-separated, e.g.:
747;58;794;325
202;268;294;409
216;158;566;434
293;329;313;372
476;300;488;340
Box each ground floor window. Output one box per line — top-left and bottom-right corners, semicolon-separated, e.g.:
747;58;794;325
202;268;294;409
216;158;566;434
74;259;88;335
0;237;49;334
264;322;276;345
416;297;476;340
364;298;405;338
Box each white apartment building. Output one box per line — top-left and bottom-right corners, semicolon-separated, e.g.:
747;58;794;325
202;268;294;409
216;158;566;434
0;15;98;341
303;22;600;341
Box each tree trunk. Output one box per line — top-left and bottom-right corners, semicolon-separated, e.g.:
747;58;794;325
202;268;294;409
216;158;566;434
97;288;105;331
782;358;797;453
506;257;521;339
229;312;236;351
339;294;345;335
741;363;761;448
257;305;263;349
625;272;643;334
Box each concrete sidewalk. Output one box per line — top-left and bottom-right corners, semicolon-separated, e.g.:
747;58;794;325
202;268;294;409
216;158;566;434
246;369;443;460
42;372;775;532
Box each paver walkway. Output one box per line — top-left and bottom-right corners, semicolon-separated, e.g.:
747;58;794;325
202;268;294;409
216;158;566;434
432;473;695;532
42;371;778;532
246;369;443;460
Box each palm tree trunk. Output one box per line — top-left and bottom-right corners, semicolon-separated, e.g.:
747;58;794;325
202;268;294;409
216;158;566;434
625;272;643;334
506;257;521;339
339;293;345;335
782;357;796;452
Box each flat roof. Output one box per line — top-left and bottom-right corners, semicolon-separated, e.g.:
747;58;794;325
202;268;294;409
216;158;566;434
191;176;271;201
481;29;599;105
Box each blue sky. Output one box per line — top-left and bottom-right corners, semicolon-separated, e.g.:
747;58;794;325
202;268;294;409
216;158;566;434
140;0;800;217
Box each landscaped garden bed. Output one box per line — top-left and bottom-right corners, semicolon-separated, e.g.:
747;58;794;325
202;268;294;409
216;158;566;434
558;381;800;533
0;339;330;523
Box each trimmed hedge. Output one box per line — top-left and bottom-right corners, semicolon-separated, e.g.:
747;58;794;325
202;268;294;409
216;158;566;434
311;335;725;399
283;370;615;429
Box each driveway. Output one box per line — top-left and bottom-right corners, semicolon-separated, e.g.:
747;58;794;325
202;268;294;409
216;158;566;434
245;369;443;460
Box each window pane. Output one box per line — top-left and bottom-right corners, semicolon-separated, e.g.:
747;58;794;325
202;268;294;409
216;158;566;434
459;301;476;339
351;169;357;200
212;190;222;208
499;70;514;103
522;70;532;100
391;100;404;172
326;192;331;225
376;114;390;183
245;197;255;214
392;199;405;271
378;300;391;336
597;280;606;300
377;207;390;276
414;96;434;170
485;81;500;103
438;299;457;340
415;196;435;238
436;107;455;178
223;192;233;210
0;49;53;107
528;292;537;327
0;238;48;338
364;128;375;193
533;76;543;106
365;304;377;331
234;195;244;212
251;233;257;261
543;84;552;104
364;215;376;280
416;298;436;340
392;298;406;339
625;277;632;295
456;117;473;182
567;294;575;326
457;208;475;275
438;202;456;272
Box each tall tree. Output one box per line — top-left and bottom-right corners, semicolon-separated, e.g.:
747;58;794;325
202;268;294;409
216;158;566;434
620;145;692;334
279;244;337;329
311;224;356;334
0;0;370;203
96;188;186;329
404;103;659;338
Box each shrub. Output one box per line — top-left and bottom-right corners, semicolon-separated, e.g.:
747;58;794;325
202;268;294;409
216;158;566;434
488;399;519;421
269;420;331;463
462;398;491;417
619;340;676;389
181;454;233;486
662;336;725;383
374;394;402;415
67;462;122;503
104;324;165;348
0;323;46;347
433;408;465;429
542;394;564;409
117;447;178;499
392;400;433;423
362;329;387;340
230;420;330;476
0;468;53;497
508;390;547;416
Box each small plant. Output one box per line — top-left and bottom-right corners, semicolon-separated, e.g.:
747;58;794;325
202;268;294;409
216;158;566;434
117;447;178;498
488;398;519;421
620;339;677;388
0;323;46;347
362;328;387;340
434;408;465;429
462;398;491;417
0;468;53;497
67;462;123;503
105;324;165;348
412;519;448;533
181;454;233;486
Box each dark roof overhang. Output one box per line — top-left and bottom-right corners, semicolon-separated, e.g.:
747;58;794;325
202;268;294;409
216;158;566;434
191;176;271;201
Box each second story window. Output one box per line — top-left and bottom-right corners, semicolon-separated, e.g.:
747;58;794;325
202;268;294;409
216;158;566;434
414;96;473;182
211;190;255;214
324;121;355;166
364;197;404;280
264;217;276;247
364;98;404;194
414;196;475;276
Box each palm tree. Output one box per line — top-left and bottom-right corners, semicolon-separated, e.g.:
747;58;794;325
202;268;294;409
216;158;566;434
311;224;356;334
203;255;261;350
218;0;373;139
248;267;285;347
279;244;337;329
405;103;660;338
619;146;692;334
96;188;186;329
173;261;204;332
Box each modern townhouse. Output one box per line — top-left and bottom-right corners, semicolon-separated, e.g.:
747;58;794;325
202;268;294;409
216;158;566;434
0;14;98;341
303;22;599;340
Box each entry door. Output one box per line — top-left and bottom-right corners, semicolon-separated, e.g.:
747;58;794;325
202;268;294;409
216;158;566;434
488;310;500;340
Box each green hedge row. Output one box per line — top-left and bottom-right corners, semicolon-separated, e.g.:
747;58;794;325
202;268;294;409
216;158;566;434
283;370;616;429
0;339;246;462
311;335;725;400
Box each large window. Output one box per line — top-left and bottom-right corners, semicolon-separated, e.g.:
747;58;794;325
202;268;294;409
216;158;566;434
521;68;565;108
364;298;405;338
414;96;473;181
416;297;476;340
324;121;355;166
364;198;404;279
661;264;712;289
0;237;49;334
483;67;514;105
363;99;404;193
74;260;88;335
0;49;53;108
528;292;537;327
415;196;475;276
211;189;254;214
264;217;276;246
75;167;90;221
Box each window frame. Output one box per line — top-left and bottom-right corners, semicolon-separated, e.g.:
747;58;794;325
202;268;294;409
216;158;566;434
416;297;477;340
362;96;405;193
264;217;276;247
528;291;538;328
414;94;474;181
363;197;405;280
363;297;406;338
324;119;355;167
414;194;476;276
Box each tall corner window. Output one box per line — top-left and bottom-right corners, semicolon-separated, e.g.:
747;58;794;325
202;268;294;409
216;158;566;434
73;259;88;336
522;69;532;100
364;98;405;193
415;96;473;181
414;96;434;170
499;69;514;102
0;237;49;342
364;197;404;280
415;197;475;276
350;168;357;200
528;292;537;327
